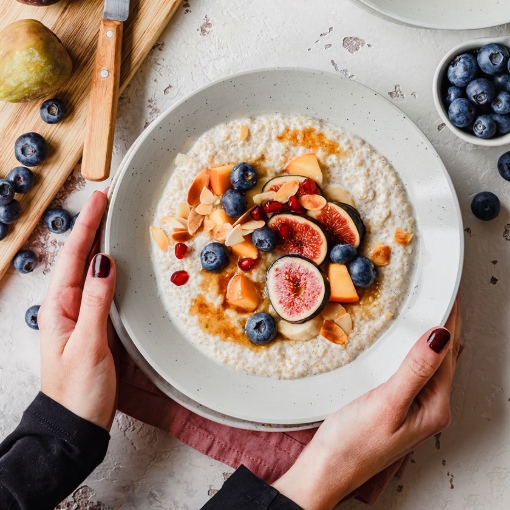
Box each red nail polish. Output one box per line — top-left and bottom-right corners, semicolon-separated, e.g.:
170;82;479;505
93;254;111;278
427;328;451;353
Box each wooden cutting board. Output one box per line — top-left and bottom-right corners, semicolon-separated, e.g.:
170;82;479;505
0;0;181;280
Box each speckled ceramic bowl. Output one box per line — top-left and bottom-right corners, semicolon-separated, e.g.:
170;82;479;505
104;68;463;426
433;36;510;147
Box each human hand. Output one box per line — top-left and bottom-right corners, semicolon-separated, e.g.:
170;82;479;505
38;191;117;430
273;298;461;510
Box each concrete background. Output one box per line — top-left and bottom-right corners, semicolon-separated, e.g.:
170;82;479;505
0;0;509;508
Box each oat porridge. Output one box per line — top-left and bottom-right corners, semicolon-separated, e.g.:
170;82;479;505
150;114;416;379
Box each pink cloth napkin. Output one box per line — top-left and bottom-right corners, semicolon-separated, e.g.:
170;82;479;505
117;346;408;505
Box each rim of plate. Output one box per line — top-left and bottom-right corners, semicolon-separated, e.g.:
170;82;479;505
104;67;464;424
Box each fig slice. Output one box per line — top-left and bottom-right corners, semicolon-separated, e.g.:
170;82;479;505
262;175;322;198
267;255;330;323
307;202;365;248
267;213;328;265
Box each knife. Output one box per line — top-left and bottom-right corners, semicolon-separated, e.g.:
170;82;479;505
82;0;130;181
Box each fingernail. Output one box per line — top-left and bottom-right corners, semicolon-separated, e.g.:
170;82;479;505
427;328;451;354
93;254;110;278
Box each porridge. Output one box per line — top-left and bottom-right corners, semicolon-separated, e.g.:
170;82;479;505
151;114;415;379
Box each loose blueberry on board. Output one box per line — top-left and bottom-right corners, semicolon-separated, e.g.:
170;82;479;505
40;98;67;124
330;243;357;264
447;53;478;87
0;199;21;224
448;98;476;128
7;167;34;194
0;179;14;206
473;115;497;139
349;256;377;288
200;242;229;272
494;74;510;92
252;226;278;252
44;208;71;233
70;212;79;230
221;188;247;218
230;162;259;191
13;249;38;274
491;90;510;114
466;78;496;106
497;151;510;181
471;192;500;221
15;132;49;167
445;86;465;105
0;222;7;241
491;113;510;135
245;312;277;345
25;305;41;330
477;43;510;75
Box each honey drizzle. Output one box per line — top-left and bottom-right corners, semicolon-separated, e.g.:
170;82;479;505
277;127;345;157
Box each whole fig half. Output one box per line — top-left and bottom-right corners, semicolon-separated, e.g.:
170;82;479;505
0;19;72;103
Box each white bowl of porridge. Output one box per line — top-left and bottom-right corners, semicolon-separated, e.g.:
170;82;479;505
104;68;463;425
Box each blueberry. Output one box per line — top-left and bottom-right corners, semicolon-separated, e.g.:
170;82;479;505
466;78;496;106
245;312;277;345
15;132;49;167
13;249;38;274
445;86;465;105
448;98;476;128
200;242;229;272
7;167;34;194
349;256;377;288
44;208;71;233
25;305;41;330
330;243;357;264
491;113;510;134
0;179;14;206
0;200;21;224
477;43;510;75
473;115;497;139
493;74;510;92
471;192;500;221
497;151;510;181
221;188;247;218
252;226;278;252
0;222;7;241
491;90;510;114
230;162;259;191
447;53;478;87
40;98;67;124
70;212;79;230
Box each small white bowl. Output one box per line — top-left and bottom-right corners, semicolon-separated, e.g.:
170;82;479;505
433;36;510;147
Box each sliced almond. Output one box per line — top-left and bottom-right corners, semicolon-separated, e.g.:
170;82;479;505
335;313;353;335
320;320;349;346
177;201;190;219
160;216;185;229
195;202;213;216
323;186;355;207
321;303;346;321
252;191;275;206
213;223;233;241
225;224;245;246
232;205;256;227
150;226;169;251
200;187;217;205
394;228;414;246
299;194;327;211
188;207;204;235
241;220;265;231
370;244;391;266
202;219;215;232
214;198;221;205
274;180;300;203
171;231;193;242
239;125;250;141
187;170;210;207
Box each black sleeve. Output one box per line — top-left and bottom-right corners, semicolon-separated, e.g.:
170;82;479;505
0;392;110;510
202;465;303;510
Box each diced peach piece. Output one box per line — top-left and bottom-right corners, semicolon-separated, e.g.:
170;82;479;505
226;274;259;312
394;228;413;246
370;243;391;266
328;263;359;303
231;238;258;259
150;226;168;251
285;153;323;186
210;164;234;196
320;320;349;346
208;208;234;226
187;170;210;206
321;303;347;321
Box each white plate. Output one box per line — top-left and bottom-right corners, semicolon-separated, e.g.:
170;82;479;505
353;0;510;30
104;68;463;425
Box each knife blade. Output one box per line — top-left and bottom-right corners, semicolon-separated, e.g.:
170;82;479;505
103;0;131;22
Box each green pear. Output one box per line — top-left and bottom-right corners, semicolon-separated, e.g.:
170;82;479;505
0;19;72;103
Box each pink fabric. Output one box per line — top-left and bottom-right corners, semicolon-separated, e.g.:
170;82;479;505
117;347;407;505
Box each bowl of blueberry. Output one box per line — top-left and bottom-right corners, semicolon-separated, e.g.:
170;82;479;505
434;37;510;145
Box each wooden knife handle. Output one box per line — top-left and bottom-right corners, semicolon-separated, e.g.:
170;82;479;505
82;19;123;182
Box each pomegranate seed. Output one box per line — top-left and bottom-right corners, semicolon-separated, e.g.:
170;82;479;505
251;206;266;221
238;258;255;271
171;270;189;286
288;195;305;213
303;178;317;195
263;200;283;214
278;223;292;240
175;243;188;259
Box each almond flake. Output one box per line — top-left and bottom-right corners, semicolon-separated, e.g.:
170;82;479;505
195;202;213;215
171;231;193;242
177;202;190;219
187;170;210;207
274;180;300;203
225;224;245;246
160;216;185;229
241;228;256;235
214;198;221;205
213;223;233;241
241;220;265;231
299;194;327;211
370;244;391;266
202;219;215;232
252;191;275;205
188;207;204;235
232;205;256;227
200;187;217;205
321;303;346;321
394;228;413;246
335;313;352;335
239;125;250;141
320;319;349;346
150;226;169;251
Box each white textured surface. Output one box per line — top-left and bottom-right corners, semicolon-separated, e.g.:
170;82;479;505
0;0;509;508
